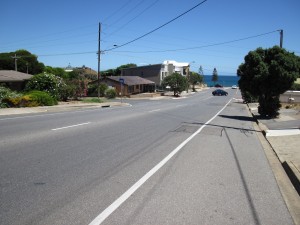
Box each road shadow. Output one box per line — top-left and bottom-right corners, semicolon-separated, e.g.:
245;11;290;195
219;115;256;122
189;122;261;133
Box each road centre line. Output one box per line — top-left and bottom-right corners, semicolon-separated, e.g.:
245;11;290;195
88;98;233;225
51;122;91;131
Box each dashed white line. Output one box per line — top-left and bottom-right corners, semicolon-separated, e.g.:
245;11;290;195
51;122;91;131
88;98;232;225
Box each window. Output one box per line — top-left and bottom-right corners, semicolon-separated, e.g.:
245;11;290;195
128;86;134;93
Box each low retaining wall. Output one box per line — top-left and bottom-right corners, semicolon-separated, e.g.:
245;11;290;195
280;91;300;103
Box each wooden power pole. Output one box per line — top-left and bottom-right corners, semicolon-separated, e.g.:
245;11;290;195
97;22;101;98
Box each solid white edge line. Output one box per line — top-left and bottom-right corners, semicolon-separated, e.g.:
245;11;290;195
51;122;91;131
88;98;232;225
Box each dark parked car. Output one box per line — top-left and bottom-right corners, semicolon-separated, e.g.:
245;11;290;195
212;89;228;96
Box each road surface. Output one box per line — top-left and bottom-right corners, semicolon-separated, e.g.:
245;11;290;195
0;89;293;225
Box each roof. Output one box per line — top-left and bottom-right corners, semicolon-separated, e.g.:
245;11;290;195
163;60;189;67
0;70;33;82
107;76;155;85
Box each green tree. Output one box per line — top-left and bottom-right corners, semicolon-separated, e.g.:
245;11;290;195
104;63;137;76
44;66;68;79
0;50;44;74
162;73;188;96
189;72;203;92
237;46;300;117
212;68;218;84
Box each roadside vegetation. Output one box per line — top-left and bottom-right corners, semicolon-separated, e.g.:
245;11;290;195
0;50;120;108
238;46;300;118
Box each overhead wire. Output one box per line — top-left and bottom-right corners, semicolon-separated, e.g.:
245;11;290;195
109;30;280;53
103;0;209;52
32;30;281;57
103;0;161;39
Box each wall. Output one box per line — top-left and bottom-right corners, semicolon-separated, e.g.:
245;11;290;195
122;64;162;85
280;91;300;103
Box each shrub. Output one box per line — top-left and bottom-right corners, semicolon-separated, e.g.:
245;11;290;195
58;83;77;101
3;91;57;107
26;91;57;106
99;83;108;97
25;73;66;100
87;84;98;96
105;88;117;99
0;86;21;108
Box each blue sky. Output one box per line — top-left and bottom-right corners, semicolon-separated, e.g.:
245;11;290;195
1;0;299;75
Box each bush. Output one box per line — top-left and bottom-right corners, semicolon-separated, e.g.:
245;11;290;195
26;91;57;106
3;91;57;107
0;86;21;108
59;83;77;101
87;83;108;97
105;88;117;99
87;84;98;96
99;83;108;97
25;73;66;100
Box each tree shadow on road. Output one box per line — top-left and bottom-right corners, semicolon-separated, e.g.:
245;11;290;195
219;114;256;122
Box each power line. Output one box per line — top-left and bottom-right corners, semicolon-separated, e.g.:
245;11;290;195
102;0;133;23
1;29;283;58
104;0;160;39
105;0;147;29
109;30;280;54
103;0;209;52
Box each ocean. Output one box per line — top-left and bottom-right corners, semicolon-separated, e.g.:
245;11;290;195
203;75;239;87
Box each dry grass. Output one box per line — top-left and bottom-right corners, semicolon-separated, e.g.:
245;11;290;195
281;103;300;110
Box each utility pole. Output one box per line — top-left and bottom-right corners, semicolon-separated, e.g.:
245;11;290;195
11;54;20;71
97;22;101;99
26;62;29;74
279;29;283;48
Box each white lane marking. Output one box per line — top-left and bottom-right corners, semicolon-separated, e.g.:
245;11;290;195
51;122;91;131
149;109;161;113
172;96;187;99
88;99;232;225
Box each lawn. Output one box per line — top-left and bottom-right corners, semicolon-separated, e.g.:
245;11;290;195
81;97;105;103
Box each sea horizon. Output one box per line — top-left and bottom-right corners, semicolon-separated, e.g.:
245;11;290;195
203;75;239;87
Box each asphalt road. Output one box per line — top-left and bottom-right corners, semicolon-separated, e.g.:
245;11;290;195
0;89;294;225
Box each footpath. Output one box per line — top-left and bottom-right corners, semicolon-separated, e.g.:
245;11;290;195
248;103;300;225
0;101;129;116
248;103;300;193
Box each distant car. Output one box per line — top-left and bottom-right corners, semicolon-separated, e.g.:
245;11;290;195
232;85;238;89
212;89;228;96
214;84;223;88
